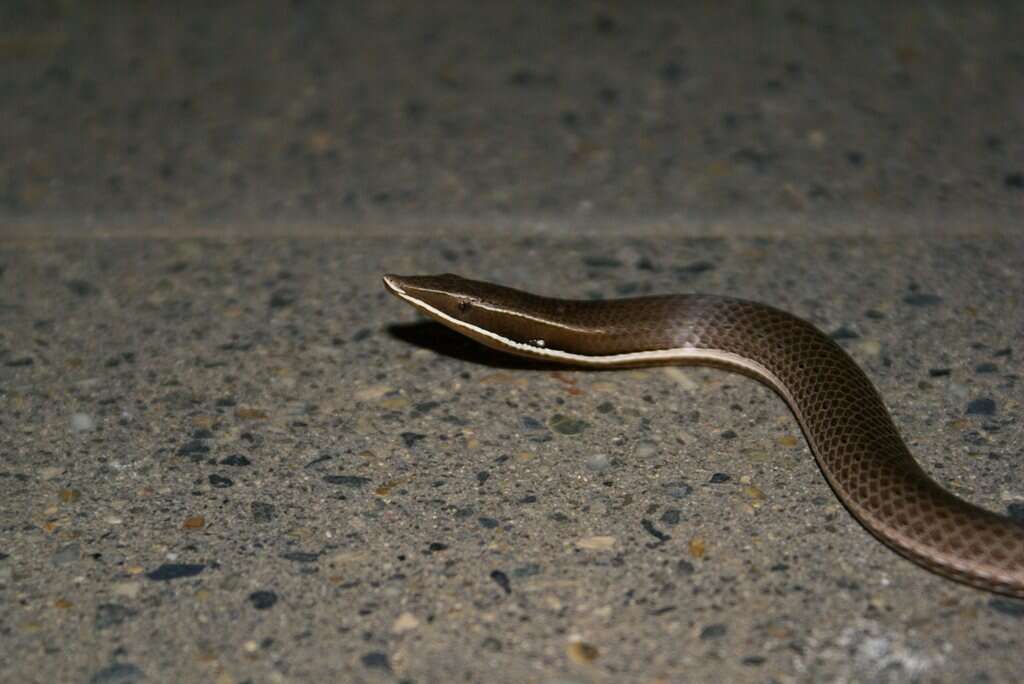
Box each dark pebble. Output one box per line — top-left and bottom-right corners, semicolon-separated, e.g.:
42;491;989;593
974;362;998;374
361;652;391;670
641;519;670;542
427;542;448;553
89;663;143;684
249;590;278;610
1005;172;1024;189
520;416;544;430
709;473;731;483
989;598;1024;617
95;603;136;630
1007;503;1024;521
966;398;996;416
351;328;372;342
700;623;728;639
323;475;370;487
720;430;737;440
478;517;499;529
476;471;490;485
176;440;209;457
304;454;332;468
676;560;695;575
252;501;276;522
281;552;319;563
208;474;234;488
518;494;537;504
660;509;681;526
66;279;97;297
401;432;426;447
928;368;951;377
269;288;297;308
146;563;205;581
903;293;943;306
220;454;251;466
481;637;503;651
742;656;766;666
596;401;615;414
490;570;511;594
4;357;33;367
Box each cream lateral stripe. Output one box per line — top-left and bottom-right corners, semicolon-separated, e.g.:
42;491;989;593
386;277;794;402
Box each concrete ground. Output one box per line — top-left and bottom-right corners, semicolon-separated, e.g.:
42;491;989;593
1;3;1023;684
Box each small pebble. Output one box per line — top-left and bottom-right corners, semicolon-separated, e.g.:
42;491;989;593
249;590;278;610
52;543;80;565
252;502;276;522
70;413;95;432
576;536;616;551
95;603;136;630
40;466;62;480
182;516;205;530
966;398;996;416
700;623;728;640
361;652;390;670
392;612;420;633
59;489;81;503
208;474;233;488
585;453;611;471
549;414;589;435
567;641;599;665
490;570;511;594
111;582;141;599
146;563;205;581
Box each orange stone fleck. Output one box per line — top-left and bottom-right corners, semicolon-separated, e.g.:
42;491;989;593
183;516;205;530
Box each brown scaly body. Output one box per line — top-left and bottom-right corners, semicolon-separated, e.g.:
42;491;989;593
384;273;1024;596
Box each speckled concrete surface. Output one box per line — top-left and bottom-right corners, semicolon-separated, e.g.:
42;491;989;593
2;235;1023;683
1;2;1022;225
2;2;1024;684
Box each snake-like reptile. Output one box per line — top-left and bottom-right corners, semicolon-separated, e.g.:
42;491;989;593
383;273;1024;597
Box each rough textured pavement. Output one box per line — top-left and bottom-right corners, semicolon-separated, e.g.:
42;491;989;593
2;3;1024;684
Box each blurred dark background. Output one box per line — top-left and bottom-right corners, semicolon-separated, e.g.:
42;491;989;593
1;1;1022;228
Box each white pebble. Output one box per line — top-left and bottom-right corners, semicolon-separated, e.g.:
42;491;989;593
70;413;94;432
